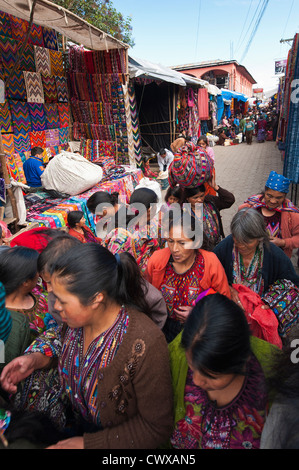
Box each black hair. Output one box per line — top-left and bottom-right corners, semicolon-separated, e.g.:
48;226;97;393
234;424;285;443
161;211;211;250
181;294;251;376
164;185;183;204
159;148;166;155
183;185;206;201
37;233;82;275
87;191;119;214
129;187;158;209
50;243;151;316
31;147;44;157
0;246;39;295
197;135;208;145
67;210;84;228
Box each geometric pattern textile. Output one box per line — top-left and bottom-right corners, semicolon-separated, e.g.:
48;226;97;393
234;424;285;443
42;26;58;51
24;71;44;103
5;69;27;101
44;103;60;129
29;130;46;148
9;15;28;42
0;11;12;38
45;128;59;147
34;46;51;74
0;101;12;133
59;127;69;145
6;152;27;183
0;36;18;69
28;103;47;131
13;132;31;154
28;23;45;47
49;50;64;76
18;44;36;72
55;76;68;102
57;103;70;128
2;133;14;156
41;73;57;103
10;101;32;134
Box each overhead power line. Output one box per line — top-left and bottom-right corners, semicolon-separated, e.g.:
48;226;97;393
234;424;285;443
234;0;254;55
240;0;270;63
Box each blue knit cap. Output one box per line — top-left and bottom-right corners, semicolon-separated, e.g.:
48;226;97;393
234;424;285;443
265;171;290;194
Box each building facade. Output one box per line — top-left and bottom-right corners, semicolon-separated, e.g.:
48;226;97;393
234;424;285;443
172;60;256;97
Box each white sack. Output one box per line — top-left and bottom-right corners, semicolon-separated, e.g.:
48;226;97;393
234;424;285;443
41;151;103;196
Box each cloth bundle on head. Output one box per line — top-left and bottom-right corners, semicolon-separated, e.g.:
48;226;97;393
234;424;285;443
168;141;214;188
266;171;291;194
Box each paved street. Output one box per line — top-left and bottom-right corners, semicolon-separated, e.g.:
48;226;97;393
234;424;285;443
213;140;284;236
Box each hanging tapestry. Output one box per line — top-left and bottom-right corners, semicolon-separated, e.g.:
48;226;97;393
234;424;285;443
69;45;86;72
0;36;18;69
128;83;142;164
10;101;32;134
59;127;69;145
5;69;27;101
34;46;51;74
28;103;47;131
44;103;60;129
42;26;58;51
0;11;12;38
55;76;68;102
57;103;70;128
2;133;15;155
6;152;27;183
45;128;59;147
122;82;136;167
9;15;28;42
24;71;44;103
49;50;64;76
18;43;36;72
0;101;12;133
13;132;31;154
84;51;95;74
28;23;45;47
41;73;57;102
29;130;46;148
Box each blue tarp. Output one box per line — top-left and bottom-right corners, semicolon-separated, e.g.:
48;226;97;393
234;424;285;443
221;89;248;103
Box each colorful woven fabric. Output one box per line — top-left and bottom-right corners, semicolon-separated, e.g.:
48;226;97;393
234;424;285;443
0;101;12;133
24;71;44;103
41;73;57;102
49;50;64;76
13;132;31;154
28;23;44;47
29;130;46;148
59;127;69;145
10;101;32;134
2;133;14;156
0;11;12;38
128;83;142;163
9;15;28;42
5;69;27;100
28;103;47;131
34;46;51;74
45;128;59;147
42;27;58;51
57;103;69;128
0;36;18;68
55;75;68;102
18;44;36;72
44;102;60;129
6;152;27;183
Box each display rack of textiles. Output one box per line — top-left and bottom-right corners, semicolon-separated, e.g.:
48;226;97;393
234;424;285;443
67;45;133;166
0;10;71;175
281;34;299;184
26;169;143;232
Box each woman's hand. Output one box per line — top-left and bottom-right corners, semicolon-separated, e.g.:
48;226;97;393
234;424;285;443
229;286;243;309
0;353;51;394
47;437;84;449
174;306;193;323
270;237;286;248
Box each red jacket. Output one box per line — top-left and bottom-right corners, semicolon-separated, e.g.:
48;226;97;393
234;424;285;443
144;247;231;299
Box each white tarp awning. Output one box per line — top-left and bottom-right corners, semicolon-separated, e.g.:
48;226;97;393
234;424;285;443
129;56;219;92
0;0;128;51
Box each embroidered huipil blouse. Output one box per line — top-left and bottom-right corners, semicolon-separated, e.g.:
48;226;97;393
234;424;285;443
160;252;204;320
26;308;129;426
171;356;268;449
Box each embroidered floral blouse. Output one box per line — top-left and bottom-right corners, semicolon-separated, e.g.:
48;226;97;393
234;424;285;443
25;308;129;426
170;355;268;449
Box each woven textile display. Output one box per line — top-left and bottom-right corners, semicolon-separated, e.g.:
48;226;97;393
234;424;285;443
6;153;27;183
0;101;12;133
10;101;32;134
0;11;71;174
24;71;45;103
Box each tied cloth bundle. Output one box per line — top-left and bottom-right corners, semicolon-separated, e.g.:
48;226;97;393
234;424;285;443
0;409;11;447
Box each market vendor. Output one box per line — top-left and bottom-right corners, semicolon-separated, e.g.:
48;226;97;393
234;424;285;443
157;148;174;173
23;147;45;190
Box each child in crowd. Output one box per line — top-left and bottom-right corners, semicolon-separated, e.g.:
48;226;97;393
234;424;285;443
160;186;183;215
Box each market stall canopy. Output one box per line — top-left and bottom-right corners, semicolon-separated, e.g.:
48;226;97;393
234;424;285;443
221;89;248;103
0;0;128;50
129;56;215;89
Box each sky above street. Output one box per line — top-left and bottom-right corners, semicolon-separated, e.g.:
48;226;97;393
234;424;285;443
112;0;299;93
